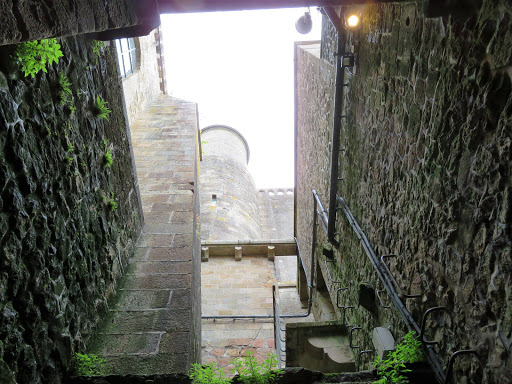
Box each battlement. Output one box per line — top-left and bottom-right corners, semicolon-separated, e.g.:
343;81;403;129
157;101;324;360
257;188;294;240
257;188;294;196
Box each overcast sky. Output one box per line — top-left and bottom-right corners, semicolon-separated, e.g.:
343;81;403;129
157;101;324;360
161;8;321;188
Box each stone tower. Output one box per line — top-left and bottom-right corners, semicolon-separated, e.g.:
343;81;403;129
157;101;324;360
200;125;262;241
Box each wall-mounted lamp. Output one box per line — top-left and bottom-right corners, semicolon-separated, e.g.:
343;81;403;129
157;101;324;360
296;10;313;34
345;14;361;29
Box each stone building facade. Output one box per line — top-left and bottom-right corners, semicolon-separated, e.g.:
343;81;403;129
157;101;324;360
118;27;167;127
295;2;512;383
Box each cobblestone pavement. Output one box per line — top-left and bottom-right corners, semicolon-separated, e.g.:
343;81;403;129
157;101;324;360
88;96;198;374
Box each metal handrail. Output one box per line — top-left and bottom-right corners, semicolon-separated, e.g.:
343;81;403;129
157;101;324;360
295;236;310;290
420;307;447;345
324;259;343;289
313;190;329;234
336;195;446;383
202;314;272;320
376;289;391;309
336;288;353;325
444;350;478;384
358;350;374;372
350;326;362;349
272;285;285;367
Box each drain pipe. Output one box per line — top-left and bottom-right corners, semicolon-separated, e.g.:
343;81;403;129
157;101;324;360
324;7;346;246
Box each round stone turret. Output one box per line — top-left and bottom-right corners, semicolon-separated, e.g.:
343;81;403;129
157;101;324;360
200;125;261;241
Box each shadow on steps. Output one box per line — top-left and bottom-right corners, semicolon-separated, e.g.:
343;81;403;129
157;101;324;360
65;367;376;384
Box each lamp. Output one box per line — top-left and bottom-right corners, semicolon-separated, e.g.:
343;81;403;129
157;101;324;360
346;13;361;29
296;10;313;34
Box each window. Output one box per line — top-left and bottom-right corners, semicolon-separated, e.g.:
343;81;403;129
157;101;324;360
115;38;137;78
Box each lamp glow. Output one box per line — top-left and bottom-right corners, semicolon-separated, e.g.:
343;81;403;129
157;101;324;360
346;14;360;28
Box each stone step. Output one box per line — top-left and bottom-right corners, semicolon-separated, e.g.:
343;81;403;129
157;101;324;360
304;334;355;373
309;335;347;348
324;346;356;372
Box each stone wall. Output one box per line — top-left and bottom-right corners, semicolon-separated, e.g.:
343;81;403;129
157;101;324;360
295;41;334;282
0;36;143;383
201;255;276;375
257;188;294;240
120;28;164;127
296;1;512;382
0;0;159;47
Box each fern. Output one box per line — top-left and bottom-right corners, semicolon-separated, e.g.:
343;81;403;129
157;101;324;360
15;38;63;77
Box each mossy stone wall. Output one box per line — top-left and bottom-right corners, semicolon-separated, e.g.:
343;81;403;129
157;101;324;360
297;1;511;382
0;36;142;383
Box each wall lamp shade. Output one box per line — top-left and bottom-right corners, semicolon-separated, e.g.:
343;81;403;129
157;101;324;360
296;12;313;34
346;14;361;29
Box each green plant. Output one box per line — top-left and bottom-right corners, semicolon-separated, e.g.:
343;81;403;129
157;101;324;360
189;362;230;384
109;193;117;211
201;140;208;155
15;38;63;77
96;95;111;120
73;353;106;375
92;40;105;57
104;148;113;168
232;351;283;384
65;142;74;166
59;73;74;109
373;331;424;384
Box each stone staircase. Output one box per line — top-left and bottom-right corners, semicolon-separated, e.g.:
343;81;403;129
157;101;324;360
286;321;356;374
306;334;356;373
85;96;201;375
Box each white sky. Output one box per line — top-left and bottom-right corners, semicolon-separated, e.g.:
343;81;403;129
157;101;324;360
161;8;322;188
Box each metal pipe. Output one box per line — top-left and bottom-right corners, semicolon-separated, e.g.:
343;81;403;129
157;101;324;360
272;285;283;369
336;196;446;383
326;7;346;246
202;314;272;319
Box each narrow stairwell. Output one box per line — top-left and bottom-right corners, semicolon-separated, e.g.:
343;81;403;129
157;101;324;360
87;96;200;374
